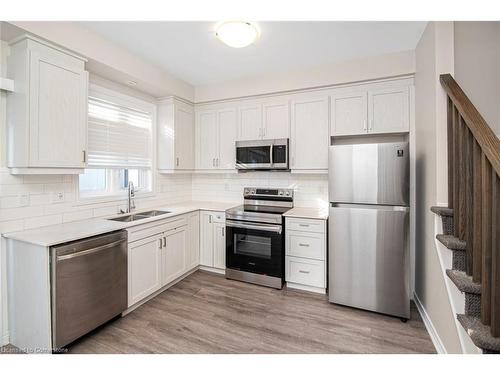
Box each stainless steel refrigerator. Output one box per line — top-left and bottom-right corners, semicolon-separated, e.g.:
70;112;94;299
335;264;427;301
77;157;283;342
328;141;410;319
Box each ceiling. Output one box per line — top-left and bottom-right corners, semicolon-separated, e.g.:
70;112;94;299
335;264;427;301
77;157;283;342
80;21;427;87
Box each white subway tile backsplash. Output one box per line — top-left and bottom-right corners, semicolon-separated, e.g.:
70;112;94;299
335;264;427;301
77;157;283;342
63;209;94;223
24;214;63;230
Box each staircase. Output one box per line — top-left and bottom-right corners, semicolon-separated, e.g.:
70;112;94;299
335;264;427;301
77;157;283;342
431;74;500;354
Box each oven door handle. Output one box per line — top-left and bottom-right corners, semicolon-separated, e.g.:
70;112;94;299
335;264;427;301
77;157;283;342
226;220;282;234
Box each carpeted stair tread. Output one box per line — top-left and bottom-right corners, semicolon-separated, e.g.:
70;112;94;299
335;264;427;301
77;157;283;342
436;234;466;250
457;314;500;353
446;269;481;295
430;206;454;217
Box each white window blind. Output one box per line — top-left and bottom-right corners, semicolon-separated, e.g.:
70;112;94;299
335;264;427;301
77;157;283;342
87;97;152;169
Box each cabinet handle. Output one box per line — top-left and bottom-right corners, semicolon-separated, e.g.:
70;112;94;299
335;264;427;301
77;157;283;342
299;270;310;274
222;227;225;237
209;215;212;224
258;127;262;138
299;224;309;227
217;158;220;167
159;238;163;249
369;119;373;131
212;158;215;167
82;150;87;163
163;237;166;247
298;243;310;247
176;157;179;167
363;120;367;131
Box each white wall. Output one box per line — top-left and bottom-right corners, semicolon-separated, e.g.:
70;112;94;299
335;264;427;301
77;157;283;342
195;50;415;102
414;21;462;353
192;173;328;208
454;21;500;135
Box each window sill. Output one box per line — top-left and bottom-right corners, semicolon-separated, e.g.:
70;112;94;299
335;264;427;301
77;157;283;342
75;190;156;207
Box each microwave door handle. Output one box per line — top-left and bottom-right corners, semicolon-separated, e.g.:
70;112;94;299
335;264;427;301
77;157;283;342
270;144;273;167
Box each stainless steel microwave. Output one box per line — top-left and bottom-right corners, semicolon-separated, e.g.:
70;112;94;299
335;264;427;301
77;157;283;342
235;139;289;170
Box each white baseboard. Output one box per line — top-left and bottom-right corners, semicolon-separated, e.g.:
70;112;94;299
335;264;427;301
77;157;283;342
198;266;225;275
286;282;325;294
413;292;446;354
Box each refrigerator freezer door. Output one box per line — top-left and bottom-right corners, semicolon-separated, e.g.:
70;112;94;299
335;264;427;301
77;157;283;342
328;204;410;318
329;142;409;206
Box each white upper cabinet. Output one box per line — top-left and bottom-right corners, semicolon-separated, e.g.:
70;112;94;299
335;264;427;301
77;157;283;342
368;86;410;134
330;81;410;137
7;35;88;174
195;105;237;170
330;92;367;136
217;108;237;169
290;95;329;171
196;110;218;170
238;102;262;141
262;100;289;139
238;99;290;141
157;98;195;172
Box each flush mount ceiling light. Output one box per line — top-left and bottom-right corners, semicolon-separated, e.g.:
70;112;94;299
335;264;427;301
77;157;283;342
215;21;259;48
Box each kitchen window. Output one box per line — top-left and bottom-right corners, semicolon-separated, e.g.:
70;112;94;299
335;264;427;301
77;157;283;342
79;87;154;200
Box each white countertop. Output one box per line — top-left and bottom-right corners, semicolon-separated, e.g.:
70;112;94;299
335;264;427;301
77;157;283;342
3;200;240;247
283;207;329;220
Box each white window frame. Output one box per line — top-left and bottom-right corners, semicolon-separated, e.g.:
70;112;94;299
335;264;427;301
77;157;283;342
76;84;157;205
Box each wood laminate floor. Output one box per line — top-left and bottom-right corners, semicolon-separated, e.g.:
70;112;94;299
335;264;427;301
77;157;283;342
3;270;436;354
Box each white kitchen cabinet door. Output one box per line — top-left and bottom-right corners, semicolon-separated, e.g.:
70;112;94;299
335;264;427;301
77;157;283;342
29;49;88;168
186;211;200;271
128;234;163;307
199;211;215;267
290;96;329;170
217;108;237;169
196;110;218;169
175;103;195;169
238;103;262;141
162;226;187;285
262;100;289;139
330;91;367;136
213;222;226;270
368;87;409;134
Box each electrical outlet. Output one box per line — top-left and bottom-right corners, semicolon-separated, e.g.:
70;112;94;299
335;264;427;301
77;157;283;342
52;192;65;203
19;194;29;207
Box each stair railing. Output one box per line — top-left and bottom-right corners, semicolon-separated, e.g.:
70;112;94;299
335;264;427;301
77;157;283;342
440;73;500;338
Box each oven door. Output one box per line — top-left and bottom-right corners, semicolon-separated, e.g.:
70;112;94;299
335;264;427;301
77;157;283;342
225;220;284;278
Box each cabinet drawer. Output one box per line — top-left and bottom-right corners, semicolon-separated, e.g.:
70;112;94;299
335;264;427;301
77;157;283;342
286;256;325;288
127;217;188;243
209;211;225;223
286;231;325;260
286;218;325;233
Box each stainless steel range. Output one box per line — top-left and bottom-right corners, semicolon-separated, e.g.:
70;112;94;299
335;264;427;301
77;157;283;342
225;187;294;289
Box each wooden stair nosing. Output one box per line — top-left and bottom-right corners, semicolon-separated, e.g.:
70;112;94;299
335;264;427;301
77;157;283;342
430;206;454;217
436;234;466;251
457;314;500;353
446;269;481;295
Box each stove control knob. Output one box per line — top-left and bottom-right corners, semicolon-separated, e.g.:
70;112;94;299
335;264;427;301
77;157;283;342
244;189;249;194
285;191;290;196
278;191;283;195
251;189;256;194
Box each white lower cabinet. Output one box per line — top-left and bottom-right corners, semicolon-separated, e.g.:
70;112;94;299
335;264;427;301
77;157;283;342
186;211;200;270
285;217;327;293
128;233;163;306
127;213;200;307
162;226;187;285
199;210;226;270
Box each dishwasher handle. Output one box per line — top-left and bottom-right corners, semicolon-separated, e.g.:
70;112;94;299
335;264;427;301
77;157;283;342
56;239;126;261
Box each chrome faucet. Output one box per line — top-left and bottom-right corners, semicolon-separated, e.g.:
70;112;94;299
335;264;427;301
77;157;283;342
126;181;136;213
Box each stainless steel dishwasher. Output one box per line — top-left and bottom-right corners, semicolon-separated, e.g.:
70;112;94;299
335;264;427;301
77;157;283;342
50;230;128;349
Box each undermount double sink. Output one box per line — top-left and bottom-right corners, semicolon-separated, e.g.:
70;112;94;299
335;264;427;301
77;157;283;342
108;210;171;222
